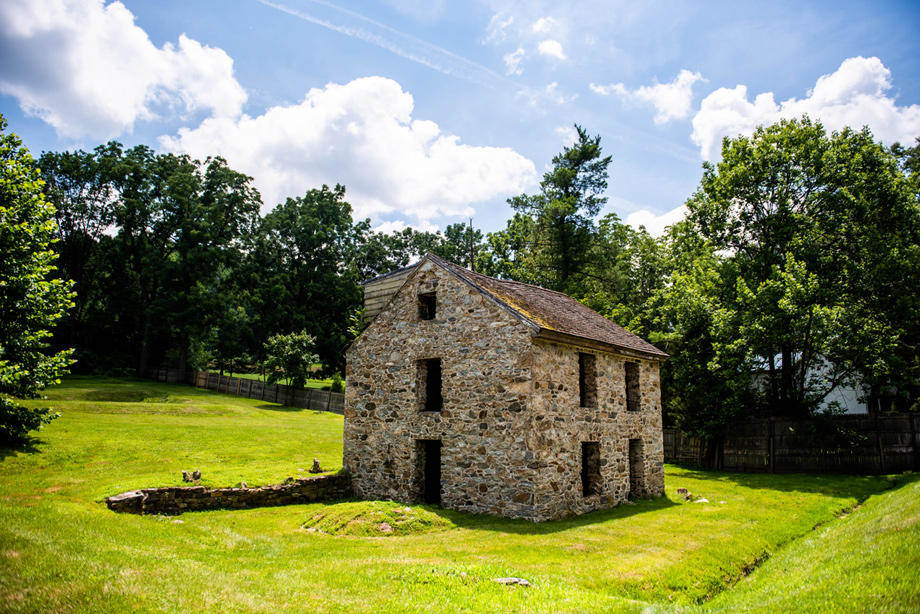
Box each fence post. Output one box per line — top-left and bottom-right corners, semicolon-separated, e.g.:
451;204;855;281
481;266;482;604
874;413;885;473
769;417;776;473
911;413;919;471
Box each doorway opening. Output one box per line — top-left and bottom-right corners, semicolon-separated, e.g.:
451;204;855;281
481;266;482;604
416;439;442;504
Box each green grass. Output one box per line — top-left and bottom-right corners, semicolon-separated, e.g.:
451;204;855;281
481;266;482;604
706;473;920;613
208;370;339;390
0;376;915;612
303;500;456;536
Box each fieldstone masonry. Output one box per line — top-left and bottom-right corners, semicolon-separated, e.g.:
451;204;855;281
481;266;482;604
345;256;666;522
106;473;352;515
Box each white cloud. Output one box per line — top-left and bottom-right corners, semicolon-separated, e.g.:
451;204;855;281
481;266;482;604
483;13;514;43
373;220;408;234
691;56;920;160
555;125;578;146
373;219;439;234
160;77;538;224
515;82;575;110
531;17;557;34
537;39;566;60
0;0;246;139
503;47;525;75
625;204;687;237
591;69;704;125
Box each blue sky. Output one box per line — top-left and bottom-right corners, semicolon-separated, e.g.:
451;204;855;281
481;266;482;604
2;0;919;235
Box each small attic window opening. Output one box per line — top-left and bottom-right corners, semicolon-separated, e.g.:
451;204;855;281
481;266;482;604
418;292;437;320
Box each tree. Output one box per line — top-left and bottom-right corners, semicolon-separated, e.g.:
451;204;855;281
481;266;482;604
38;144;262;374
504;124;612;292
263;330;319;389
689;117;920;416
250;185;363;372
0;115;74;443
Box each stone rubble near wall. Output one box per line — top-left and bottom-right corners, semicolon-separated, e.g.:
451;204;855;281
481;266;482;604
105;473;352;515
345;259;665;522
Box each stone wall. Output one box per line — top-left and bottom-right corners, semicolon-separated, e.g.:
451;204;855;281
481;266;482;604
345;260;539;519
106;473;352;515
527;340;665;520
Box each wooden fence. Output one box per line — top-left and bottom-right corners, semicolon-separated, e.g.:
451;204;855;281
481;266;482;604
144;368;345;415
664;413;920;474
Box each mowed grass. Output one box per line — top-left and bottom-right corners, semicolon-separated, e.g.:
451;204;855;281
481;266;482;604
207;370;338;390
0;377;914;613
706;473;920;613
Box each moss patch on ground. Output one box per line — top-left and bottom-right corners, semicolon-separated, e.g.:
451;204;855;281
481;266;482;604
302;500;457;536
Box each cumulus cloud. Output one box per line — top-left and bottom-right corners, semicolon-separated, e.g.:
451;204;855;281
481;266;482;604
160;77;538;223
0;0;246;139
537;39;566;60
624;204;687;237
691;56;920;160
531;17;557;34
504;47;525;75
591;69;704;125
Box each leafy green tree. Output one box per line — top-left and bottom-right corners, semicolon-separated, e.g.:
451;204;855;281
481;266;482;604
38;144;262;374
646;220;755;443
579;213;667;337
263;330;319;389
689;117;920;416
505;124;612;292
0;116;74;443
251;185;363;372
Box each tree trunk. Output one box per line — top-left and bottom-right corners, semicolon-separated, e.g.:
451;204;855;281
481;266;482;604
781;344;794;416
137;316;151;377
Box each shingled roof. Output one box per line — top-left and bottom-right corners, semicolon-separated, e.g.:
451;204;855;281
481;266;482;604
425;254;668;360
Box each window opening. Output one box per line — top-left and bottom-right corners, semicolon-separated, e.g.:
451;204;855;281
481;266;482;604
625;361;640;412
417;358;443;412
628;438;645;497
579;353;597;408
581;441;601;497
418;292;437;320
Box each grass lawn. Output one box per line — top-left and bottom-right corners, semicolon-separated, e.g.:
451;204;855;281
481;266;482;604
1;376;916;613
208;370;339;391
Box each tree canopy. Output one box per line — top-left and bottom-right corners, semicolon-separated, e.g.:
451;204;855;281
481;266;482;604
0;115;74;442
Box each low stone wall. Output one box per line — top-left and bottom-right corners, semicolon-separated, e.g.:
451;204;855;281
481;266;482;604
106;473;352;515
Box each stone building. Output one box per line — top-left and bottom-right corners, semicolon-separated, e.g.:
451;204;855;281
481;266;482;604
344;254;668;521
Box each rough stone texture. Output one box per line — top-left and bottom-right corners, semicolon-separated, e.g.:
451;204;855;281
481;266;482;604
106;473;352;515
345;259;665;522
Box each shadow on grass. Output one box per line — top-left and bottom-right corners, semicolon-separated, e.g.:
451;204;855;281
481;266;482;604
0;435;44;461
254;404;332;416
415;494;678;535
667;465;891;501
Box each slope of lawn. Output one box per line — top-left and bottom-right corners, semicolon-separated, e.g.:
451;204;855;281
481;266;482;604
0;376;907;613
706;473;920;613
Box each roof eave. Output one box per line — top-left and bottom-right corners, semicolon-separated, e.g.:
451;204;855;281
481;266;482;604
533;328;669;361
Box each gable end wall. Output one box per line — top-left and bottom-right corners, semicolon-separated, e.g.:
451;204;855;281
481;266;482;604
344;261;539;518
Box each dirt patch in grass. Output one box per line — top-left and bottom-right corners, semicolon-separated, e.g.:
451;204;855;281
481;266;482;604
302;500;456;537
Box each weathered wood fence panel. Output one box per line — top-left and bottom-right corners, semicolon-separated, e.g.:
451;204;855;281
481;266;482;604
664;413;920;474
143;369;345;415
